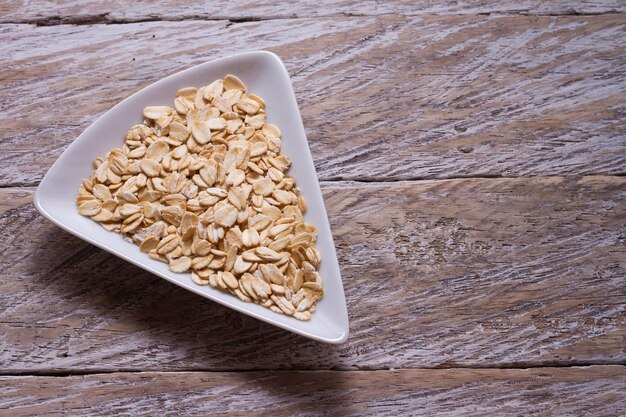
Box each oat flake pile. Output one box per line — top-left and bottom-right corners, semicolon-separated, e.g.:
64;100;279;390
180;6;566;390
76;75;323;321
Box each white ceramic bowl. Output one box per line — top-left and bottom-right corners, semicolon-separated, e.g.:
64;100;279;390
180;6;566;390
34;51;349;344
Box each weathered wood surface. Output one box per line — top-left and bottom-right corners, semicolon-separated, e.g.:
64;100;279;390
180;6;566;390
2;3;626;412
1;176;624;371
2;15;625;186
1;367;625;416
2;0;625;24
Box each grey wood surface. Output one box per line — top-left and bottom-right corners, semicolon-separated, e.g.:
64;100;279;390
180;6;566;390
1;177;624;372
2;1;625;23
1;1;625;415
1;367;625;416
1;15;625;186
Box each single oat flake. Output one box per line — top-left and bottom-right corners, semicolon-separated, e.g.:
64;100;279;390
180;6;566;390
76;75;323;320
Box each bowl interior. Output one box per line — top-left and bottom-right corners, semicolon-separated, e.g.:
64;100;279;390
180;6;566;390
35;51;349;343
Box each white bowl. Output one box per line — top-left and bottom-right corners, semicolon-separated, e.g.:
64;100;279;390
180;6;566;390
34;51;349;344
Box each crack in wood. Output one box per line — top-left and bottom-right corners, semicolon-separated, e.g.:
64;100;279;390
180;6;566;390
2;10;624;27
0;174;618;191
2;361;625;377
0;14;288;27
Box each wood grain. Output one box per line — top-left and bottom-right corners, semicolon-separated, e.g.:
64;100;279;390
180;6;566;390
3;3;625;411
1;367;625;416
2;0;625;24
1;176;624;371
1;15;625;186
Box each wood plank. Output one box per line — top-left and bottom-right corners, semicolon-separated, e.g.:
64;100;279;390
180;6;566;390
2;0;625;23
0;176;624;371
0;367;625;416
1;15;625;186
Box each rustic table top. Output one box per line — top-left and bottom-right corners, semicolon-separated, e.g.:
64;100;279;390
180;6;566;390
1;1;625;415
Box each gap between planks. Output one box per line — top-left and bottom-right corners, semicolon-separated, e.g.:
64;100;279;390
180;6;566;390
3;9;626;27
2;362;626;378
2;174;626;190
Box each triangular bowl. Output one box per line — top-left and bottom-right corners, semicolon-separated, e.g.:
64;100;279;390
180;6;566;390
34;51;349;344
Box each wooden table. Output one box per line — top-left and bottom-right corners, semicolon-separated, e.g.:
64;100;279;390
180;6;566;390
1;1;625;415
